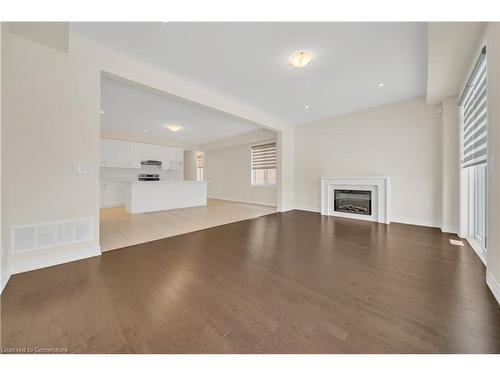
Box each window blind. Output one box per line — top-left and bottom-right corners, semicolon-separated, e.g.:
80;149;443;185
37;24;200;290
459;46;487;168
196;153;204;168
251;143;276;170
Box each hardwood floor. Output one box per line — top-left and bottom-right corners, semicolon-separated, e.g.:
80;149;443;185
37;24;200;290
100;199;276;252
2;210;500;353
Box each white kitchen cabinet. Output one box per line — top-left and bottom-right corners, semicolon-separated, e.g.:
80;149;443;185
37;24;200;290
141;143;163;161
100;139;114;167
100;182;126;208
100;138;183;171
160;146;172;170
172;147;183;162
168;147;184;170
115;140;131;167
101;139;132;168
129;142;142;168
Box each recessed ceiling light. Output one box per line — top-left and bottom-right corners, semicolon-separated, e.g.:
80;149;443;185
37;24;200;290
144;129;149;133
100;110;104;114
378;83;385;87
166;124;182;132
305;105;310;110
289;51;312;68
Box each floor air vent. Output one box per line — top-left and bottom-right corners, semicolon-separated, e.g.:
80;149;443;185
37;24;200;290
12;218;93;253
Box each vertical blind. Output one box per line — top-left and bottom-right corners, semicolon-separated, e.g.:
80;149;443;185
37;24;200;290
459;46;487;168
251;143;276;170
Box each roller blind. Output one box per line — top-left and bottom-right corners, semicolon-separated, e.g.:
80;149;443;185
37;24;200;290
251;143;276;170
459;46;487;168
196;153;204;168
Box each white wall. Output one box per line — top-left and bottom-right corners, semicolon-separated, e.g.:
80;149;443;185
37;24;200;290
205;137;277;207
1;24;293;278
2;27;101;274
202;128;276;151
441;96;460;233
484;23;500;303
101;128;199;150
453;23;500;304
294;96;442;227
0;23;7;293
183;150;198;181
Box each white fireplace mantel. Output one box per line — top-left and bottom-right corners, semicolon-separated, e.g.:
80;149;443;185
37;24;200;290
321;176;391;224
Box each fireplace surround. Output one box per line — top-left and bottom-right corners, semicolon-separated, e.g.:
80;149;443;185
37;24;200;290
321;177;391;223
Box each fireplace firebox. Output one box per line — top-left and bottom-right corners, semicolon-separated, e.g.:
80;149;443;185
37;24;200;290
334;189;372;216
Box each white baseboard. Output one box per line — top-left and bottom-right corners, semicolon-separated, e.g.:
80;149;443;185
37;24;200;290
207;196;276;208
1;267;12;294
486;272;500;306
294;210;444;229
440;225;459;234
466;238;487;265
391;216;441;229
293;206;321;213
10;246;102;275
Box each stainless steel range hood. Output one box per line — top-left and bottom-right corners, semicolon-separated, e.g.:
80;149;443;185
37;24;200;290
141;160;162;167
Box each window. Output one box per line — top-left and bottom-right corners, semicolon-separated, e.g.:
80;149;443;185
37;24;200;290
459;46;487;257
196;152;204;182
460;46;487;168
251;142;276;186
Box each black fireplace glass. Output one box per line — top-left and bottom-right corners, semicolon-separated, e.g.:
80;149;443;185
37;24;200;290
334;190;372;216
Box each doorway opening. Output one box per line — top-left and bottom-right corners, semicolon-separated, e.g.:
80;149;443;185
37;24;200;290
98;73;278;252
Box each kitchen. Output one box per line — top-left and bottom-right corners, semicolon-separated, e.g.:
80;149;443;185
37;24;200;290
99;138;207;213
98;74;276;252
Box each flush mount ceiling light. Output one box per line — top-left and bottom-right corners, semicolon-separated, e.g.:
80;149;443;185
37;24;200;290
166;124;182;132
289;51;312;68
378;82;385;87
99;110;104;114
304;105;310;110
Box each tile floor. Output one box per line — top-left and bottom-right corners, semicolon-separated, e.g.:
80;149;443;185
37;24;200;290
100;198;276;252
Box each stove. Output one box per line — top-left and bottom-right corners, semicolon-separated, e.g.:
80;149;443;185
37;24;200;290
138;173;160;181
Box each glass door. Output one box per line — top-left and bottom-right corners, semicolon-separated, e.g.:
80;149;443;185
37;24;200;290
469;164;487;252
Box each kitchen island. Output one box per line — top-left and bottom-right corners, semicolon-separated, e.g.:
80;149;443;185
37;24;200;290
125;180;207;214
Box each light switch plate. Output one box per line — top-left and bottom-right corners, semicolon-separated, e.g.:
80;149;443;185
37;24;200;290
72;162;91;175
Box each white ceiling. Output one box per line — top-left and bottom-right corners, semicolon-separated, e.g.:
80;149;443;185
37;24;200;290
100;74;261;145
426;22;486;105
73;22;428;125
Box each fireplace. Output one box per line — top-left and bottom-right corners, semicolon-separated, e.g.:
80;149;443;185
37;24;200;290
334;189;372;216
321;177;390;223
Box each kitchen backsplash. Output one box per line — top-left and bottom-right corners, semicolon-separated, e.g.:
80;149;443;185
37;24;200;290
100;167;183;182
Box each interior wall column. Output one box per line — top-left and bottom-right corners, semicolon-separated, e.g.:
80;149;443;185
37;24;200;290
441;95;460;234
485;22;500;302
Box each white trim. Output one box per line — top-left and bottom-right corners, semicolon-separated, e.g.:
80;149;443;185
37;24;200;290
207;196;277;208
10;246;101;275
1;268;12;294
294;206;321;213
440;225;459;234
294;208;444;229
391;216;441;229
486;272;500;306
321;176;391;224
466;237;487;265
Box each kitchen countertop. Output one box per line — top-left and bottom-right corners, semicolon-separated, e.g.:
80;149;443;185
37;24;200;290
101;180;209;184
129;180;209;184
